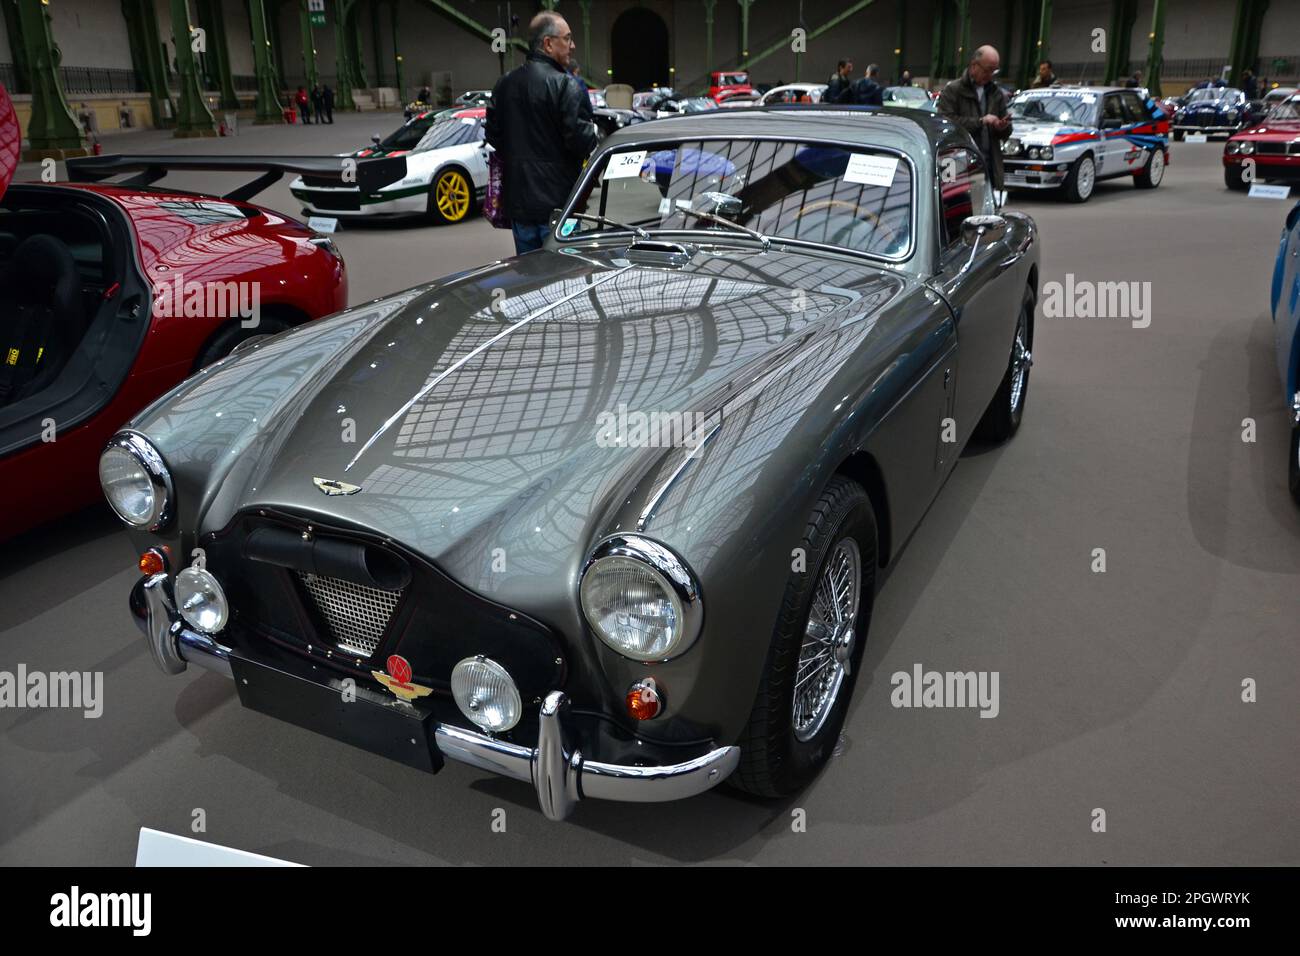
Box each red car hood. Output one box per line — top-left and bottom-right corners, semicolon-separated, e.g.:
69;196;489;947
1234;120;1300;142
0;83;19;200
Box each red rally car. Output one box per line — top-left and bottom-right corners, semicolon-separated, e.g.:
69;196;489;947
1223;92;1300;191
0;83;403;539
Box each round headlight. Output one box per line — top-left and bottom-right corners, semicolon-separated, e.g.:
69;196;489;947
1226;141;1241;154
1041;145;1053;160
175;567;229;634
1239;141;1255;155
451;656;522;732
579;535;702;661
1026;146;1040;160
99;432;172;530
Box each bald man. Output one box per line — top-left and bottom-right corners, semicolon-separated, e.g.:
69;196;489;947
486;11;598;254
936;45;1012;190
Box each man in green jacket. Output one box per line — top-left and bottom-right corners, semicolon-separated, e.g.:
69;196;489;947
936;45;1012;190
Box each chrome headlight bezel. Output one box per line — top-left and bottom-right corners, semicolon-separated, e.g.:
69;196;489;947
1238;140;1255;155
579;534;703;662
99;431;173;531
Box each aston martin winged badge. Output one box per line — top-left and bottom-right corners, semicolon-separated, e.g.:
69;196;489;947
313;477;361;496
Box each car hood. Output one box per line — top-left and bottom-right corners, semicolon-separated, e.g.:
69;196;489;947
1235;121;1300;141
0;83;18;201
1007;119;1089;145
138;247;905;585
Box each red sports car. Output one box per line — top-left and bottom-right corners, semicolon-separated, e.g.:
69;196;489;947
1223;93;1300;191
0;83;401;539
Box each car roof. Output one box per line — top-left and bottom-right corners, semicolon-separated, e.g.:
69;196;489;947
601;104;964;157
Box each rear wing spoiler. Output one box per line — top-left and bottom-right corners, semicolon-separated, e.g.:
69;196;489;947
64;154;407;203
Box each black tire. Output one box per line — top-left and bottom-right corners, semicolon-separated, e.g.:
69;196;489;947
732;476;877;798
1062;154;1096;203
194;317;291;370
1289;420;1300;507
1134;148;1165;188
1224;164;1250;191
1173;129;1185;141
974;287;1034;443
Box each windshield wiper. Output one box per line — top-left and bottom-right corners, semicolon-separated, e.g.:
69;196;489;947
569;212;650;239
677;207;771;251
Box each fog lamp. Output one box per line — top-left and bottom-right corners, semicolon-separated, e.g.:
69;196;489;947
451;656;522;732
175;566;228;634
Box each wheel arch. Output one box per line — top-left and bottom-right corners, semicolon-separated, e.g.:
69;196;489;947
190;302;312;372
833;451;892;569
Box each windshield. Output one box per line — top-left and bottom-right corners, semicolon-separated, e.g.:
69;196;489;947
562;138;913;259
1188;88;1237;103
1266;97;1300;120
412;118;483;152
377;116;434;151
886;87;928;102
1008;91;1098;125
719;74;749;86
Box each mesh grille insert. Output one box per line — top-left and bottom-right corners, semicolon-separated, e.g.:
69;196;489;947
297;572;401;658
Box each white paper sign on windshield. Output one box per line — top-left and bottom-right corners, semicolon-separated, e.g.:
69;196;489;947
844;153;898;187
605;150;648;179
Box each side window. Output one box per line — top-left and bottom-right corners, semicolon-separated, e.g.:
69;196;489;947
937;147;991;250
1102;95;1126;125
1120;91;1149;122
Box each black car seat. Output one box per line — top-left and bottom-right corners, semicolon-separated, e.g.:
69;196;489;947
0;234;84;405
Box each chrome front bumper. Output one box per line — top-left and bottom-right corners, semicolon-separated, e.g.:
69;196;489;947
138;573;739;821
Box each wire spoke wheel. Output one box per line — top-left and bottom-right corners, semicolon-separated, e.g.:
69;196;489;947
793;537;860;742
1010;315;1032;414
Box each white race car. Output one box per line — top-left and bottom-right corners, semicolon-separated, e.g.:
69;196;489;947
290;109;488;224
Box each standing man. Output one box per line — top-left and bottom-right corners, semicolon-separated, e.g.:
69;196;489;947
898;69;913;87
853;64;884;106
827;59;854;104
486;11;598;255
321;84;335;124
1031;60;1056;88
936;45;1012;191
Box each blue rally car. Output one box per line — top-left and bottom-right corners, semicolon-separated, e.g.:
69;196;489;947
1273;200;1300;503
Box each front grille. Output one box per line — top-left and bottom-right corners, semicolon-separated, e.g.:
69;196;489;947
297;572;401;658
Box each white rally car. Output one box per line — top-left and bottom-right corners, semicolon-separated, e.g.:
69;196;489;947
1001;86;1169;203
290;109;488;224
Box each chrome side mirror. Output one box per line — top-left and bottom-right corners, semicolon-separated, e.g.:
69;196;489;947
959;214;1008;272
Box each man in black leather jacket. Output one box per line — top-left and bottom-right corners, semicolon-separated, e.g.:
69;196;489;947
486;11;598;254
